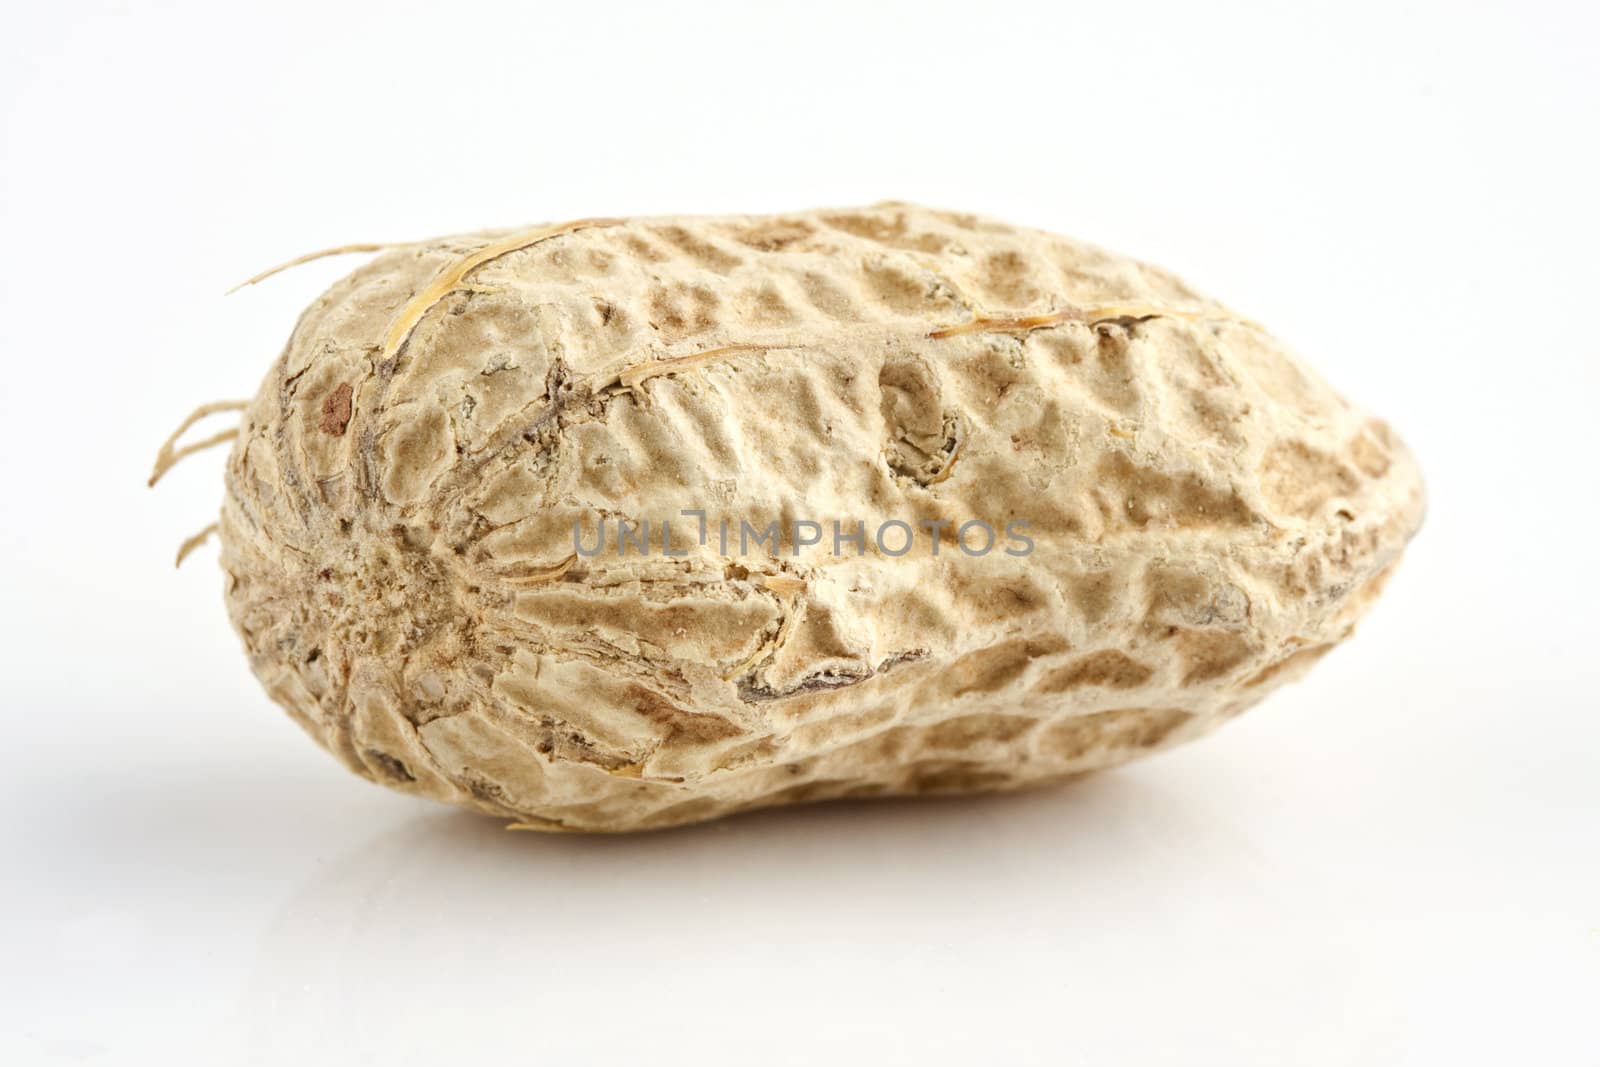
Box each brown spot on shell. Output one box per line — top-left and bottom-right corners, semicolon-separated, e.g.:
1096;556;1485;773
320;383;353;436
627;685;743;743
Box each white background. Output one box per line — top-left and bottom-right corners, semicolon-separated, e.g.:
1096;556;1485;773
2;1;1596;1063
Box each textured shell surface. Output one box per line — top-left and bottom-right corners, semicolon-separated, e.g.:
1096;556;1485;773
218;203;1425;832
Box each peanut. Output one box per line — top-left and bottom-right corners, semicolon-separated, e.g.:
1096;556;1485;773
197;203;1424;832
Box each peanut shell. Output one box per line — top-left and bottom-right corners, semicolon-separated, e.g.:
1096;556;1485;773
215;203;1424;831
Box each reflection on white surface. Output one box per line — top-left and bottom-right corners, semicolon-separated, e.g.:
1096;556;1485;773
0;746;1414;1062
235;777;1361;1064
